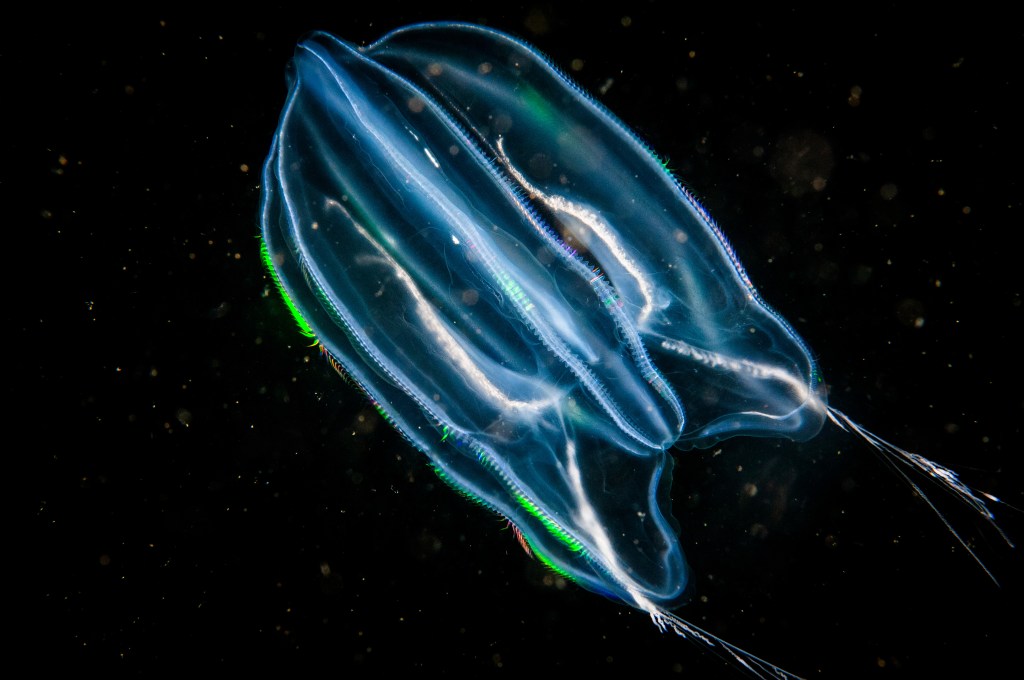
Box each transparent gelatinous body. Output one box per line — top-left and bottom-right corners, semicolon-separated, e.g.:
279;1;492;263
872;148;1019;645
259;23;828;619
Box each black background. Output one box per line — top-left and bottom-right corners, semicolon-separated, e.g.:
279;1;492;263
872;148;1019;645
21;4;1023;677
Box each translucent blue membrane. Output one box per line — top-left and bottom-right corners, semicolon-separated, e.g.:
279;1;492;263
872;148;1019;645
262;20;824;621
261;23;1005;679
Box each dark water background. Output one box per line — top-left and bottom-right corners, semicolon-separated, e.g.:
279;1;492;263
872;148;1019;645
21;4;1022;676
